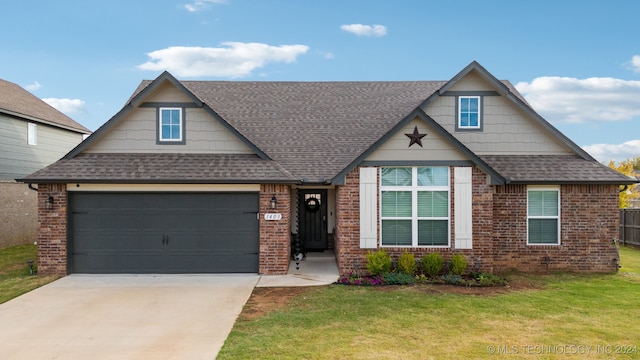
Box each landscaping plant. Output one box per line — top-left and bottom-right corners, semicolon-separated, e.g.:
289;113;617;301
396;251;417;275
421;252;444;277
449;254;468;275
366;249;392;275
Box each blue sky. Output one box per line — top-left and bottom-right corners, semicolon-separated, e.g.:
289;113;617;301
1;0;639;162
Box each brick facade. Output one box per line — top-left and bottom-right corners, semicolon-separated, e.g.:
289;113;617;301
259;184;291;274
37;183;67;274
334;166;620;275
493;184;620;273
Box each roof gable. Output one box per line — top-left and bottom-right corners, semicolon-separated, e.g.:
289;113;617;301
419;61;594;160
65;72;269;160
0;78;90;133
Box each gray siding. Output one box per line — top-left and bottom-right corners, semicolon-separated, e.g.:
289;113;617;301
0;115;84;179
423;72;573;155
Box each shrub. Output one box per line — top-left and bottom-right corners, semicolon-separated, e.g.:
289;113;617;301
383;272;415;285
366;249;392;275
422;253;444;277
443;274;464;285
397;251;418;275
475;272;509;287
450;254;468;276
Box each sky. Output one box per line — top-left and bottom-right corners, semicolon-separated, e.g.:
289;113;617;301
1;0;639;163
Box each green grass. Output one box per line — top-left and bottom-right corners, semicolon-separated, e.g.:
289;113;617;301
0;244;60;304
219;246;640;359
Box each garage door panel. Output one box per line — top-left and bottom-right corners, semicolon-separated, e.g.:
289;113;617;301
70;192;259;273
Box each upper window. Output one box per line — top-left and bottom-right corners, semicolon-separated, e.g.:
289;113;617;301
527;187;560;245
158;107;184;143
28;123;37;145
381;167;450;247
457;96;481;130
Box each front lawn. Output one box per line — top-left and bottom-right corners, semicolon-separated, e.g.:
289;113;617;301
0;244;60;304
219;246;640;359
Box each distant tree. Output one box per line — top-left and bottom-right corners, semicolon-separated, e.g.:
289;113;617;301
633;156;640;171
608;159;639;208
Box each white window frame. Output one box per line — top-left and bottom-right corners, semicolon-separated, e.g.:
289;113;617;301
28;122;37;145
527;185;561;245
457;96;481;129
380;167;450;248
159;107;183;142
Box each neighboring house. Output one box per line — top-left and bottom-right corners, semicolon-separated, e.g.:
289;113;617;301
20;62;636;275
0;79;90;248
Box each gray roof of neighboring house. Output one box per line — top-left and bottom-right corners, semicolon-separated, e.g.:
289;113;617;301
0;78;90;133
23;153;296;183
480;155;636;184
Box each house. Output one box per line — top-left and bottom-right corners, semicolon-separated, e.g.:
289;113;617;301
0;79;90;248
20;61;636;275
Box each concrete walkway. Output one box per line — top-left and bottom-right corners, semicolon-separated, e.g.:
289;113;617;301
0;274;259;360
257;250;340;287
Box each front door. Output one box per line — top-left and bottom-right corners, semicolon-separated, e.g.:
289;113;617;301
298;189;327;251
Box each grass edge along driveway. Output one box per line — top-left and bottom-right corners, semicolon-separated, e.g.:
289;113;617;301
0;244;60;304
219;246;640;360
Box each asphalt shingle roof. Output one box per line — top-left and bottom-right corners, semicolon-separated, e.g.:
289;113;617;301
22;153;296;183
480;155;636;184
0;78;90;133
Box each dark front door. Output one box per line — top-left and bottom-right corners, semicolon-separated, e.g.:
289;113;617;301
298;189;327;251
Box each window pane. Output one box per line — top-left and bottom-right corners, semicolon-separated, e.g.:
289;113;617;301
381;191;412;217
418;167;448;186
529;219;558;244
469;97;479;112
460;113;469;127
418;191;448;217
382;220;412;246
418;220;448;246
161;125;171;139
529;190;558;216
381;167;412;186
460;98;469;112
469;113;478;127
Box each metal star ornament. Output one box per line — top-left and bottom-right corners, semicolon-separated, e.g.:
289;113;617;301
405;126;427;147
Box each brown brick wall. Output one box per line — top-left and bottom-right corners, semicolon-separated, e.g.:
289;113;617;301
259;184;291;274
335;166;496;275
37;183;67;275
493;184;620;273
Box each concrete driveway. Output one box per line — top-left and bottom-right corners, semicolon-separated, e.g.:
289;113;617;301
0;274;259;360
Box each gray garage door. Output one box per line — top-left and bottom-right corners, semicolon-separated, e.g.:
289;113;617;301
69;192;259;273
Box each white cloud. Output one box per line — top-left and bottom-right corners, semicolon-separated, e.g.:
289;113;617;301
629;55;640;73
24;81;41;91
42;98;86;115
341;24;387;37
184;0;226;12
137;42;309;78
515;76;640;123
319;51;335;60
583;140;640;163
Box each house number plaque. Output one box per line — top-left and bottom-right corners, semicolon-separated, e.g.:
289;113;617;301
264;213;282;221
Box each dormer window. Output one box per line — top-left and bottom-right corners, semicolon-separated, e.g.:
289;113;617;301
157;107;185;144
457;96;482;131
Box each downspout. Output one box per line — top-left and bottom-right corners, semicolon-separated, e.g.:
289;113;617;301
28;183;38;192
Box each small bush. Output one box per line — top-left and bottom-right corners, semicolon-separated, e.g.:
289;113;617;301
397;251;418;275
475;272;509;287
336;273;384;286
383;272;415;285
442;274;464;285
450;254;468;275
366;249;392;275
422;253;444;277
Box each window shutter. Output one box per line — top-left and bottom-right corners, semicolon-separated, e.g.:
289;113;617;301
454;167;473;249
360;167;378;249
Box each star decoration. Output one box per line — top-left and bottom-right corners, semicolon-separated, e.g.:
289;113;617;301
405;126;427;147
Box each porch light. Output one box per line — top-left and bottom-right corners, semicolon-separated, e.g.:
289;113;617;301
46;196;54;210
270;195;277;209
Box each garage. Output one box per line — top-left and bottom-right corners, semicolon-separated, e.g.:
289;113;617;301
68;192;259;273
